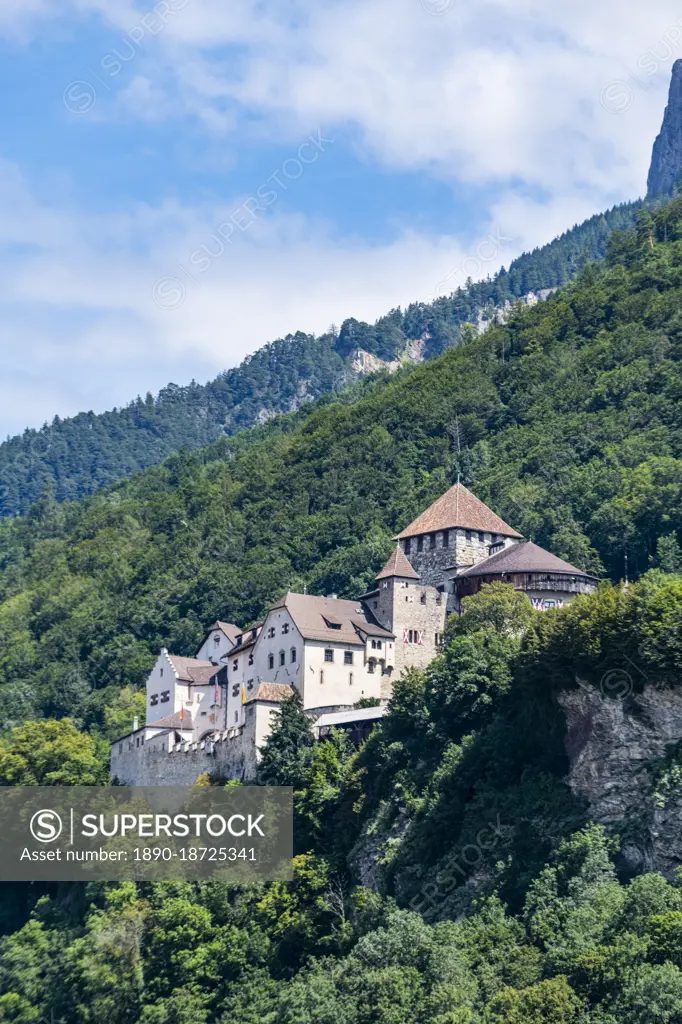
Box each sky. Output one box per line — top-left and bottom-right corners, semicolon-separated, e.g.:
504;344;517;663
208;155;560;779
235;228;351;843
0;0;680;436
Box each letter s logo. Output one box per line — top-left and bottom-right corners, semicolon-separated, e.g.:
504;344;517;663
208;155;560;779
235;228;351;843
30;810;63;843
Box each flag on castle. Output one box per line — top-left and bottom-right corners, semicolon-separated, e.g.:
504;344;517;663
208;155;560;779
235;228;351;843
214;680;221;706
241;684;246;705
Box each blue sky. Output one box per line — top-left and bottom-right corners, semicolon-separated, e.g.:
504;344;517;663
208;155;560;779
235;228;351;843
0;0;679;436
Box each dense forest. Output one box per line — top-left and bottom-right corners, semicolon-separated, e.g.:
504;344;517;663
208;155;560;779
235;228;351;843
5;196;682;1020
0;198;678;738
3;575;682;1021
0;200;642;517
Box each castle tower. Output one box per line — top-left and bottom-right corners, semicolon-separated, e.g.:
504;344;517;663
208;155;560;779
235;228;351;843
394;483;523;610
371;545;446;694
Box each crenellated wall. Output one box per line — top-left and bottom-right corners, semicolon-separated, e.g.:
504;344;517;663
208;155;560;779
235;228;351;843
110;701;281;786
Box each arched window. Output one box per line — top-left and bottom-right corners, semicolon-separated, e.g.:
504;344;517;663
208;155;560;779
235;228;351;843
268;654;274;670
290;648;297;663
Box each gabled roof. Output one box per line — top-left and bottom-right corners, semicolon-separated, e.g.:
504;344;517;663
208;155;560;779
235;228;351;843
458;541;597;579
195;620;241;657
271;592;394;645
148;709;194;729
395;483;523;540
376;545;419;580
166;655;220;685
246;682;294;704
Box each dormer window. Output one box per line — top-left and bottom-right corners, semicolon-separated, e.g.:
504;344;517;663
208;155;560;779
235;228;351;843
235;634;243;646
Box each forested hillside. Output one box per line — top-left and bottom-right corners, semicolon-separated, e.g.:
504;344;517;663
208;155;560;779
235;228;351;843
3;199;682;1022
0;200;642;517
4;573;682;1021
0;198;679;741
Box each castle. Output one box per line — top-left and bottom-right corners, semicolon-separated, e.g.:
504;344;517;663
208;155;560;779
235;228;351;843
110;483;597;785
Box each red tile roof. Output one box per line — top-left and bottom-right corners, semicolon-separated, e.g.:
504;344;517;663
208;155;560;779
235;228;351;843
376;545;419;580
167;655;220;685
271;592;394;644
246;682;295;704
395;484;522;540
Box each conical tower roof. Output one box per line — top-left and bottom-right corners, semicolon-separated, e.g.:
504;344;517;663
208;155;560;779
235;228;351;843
395;483;522;541
376;545;419;580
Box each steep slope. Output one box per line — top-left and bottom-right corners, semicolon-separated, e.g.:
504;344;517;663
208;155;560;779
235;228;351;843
0;200;642;517
648;58;682;197
0;197;681;735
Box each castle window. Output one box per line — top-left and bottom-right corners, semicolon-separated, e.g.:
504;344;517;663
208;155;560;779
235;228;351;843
291;648;297;663
371;639;376;649
248;652;254;666
368;660;376;674
268;654;274;670
320;670;324;684
235;634;243;646
282;623;289;635
279;650;286;666
234;711;238;723
349;672;353;686
150;693;159;706
465;530;472;543
478;531;485;543
232;659;238;671
232;685;239;697
247;679;254;689
344;651;353;665
324;649;334;663
404;538;411;555
251;628;258;640
377;640;382;650
445;529;452;547
417;536;424;553
214;634;221;645
373;601;378;609
160;691;170;703
160;668;163;677
267;626;275;639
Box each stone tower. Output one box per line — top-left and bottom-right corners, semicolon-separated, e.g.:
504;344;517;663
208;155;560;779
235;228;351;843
371;545;446;696
393;483;523;610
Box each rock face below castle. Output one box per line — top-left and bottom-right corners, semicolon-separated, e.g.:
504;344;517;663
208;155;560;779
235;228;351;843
560;679;682;877
648;59;682;197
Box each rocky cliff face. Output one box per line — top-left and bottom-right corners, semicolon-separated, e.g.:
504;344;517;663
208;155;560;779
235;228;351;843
559;679;682;875
648;59;682;197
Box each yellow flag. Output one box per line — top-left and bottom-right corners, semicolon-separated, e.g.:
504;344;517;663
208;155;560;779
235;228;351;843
241;684;246;705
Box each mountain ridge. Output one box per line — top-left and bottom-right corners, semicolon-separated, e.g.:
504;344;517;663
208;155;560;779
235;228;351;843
0;200;642;517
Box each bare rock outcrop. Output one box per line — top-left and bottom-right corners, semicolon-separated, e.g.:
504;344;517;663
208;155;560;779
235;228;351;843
559;679;682;875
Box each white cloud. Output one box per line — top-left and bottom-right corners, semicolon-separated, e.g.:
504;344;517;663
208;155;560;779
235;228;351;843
1;0;682;433
0;158;530;433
